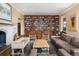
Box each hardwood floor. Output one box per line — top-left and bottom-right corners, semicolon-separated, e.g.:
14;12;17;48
0;45;11;56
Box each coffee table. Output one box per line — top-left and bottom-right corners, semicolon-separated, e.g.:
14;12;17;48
33;39;49;52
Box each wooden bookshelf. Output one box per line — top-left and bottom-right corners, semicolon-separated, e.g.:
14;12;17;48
24;15;59;38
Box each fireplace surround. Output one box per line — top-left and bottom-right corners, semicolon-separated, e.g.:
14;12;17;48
0;24;16;46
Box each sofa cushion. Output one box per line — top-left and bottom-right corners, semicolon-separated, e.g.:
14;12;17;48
58;49;71;56
51;35;75;53
64;34;73;44
56;39;74;53
71;48;79;56
51;37;75;53
71;37;79;48
61;33;66;40
61;33;73;44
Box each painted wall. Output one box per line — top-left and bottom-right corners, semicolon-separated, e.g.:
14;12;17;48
60;4;79;35
12;6;24;35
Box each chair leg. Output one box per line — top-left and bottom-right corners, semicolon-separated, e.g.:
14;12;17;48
22;49;24;56
12;49;14;56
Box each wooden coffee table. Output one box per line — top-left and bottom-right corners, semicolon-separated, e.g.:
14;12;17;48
33;39;49;52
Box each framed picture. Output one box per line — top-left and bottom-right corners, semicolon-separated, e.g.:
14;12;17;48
63;18;66;32
0;3;12;21
70;17;76;31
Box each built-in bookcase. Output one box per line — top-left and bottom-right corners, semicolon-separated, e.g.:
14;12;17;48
24;15;59;38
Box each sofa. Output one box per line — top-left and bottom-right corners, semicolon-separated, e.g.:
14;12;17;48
51;33;79;56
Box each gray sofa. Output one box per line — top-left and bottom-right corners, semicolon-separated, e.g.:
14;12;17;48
51;33;79;56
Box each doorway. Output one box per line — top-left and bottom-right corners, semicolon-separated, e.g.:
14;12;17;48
18;23;21;36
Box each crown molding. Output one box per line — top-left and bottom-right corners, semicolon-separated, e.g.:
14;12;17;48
9;3;78;16
9;3;24;15
60;4;79;15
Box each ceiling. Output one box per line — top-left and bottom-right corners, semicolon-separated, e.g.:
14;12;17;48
11;3;74;15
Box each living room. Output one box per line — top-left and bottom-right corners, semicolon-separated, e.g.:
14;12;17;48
0;3;79;56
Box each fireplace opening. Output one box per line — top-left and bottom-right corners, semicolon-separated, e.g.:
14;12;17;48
0;31;6;47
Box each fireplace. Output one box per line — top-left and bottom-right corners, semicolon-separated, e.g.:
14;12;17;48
0;24;17;47
0;31;6;47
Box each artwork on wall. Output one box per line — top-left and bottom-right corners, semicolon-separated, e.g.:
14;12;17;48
71;17;75;27
70;17;76;31
0;3;12;21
